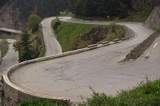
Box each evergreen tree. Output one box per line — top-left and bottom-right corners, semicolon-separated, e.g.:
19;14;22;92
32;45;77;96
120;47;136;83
70;0;143;18
19;31;34;62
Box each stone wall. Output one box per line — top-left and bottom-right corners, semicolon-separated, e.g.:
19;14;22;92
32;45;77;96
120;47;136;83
2;77;70;106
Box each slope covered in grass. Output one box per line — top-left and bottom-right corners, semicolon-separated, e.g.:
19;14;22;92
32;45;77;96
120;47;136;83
20;99;69;106
80;80;160;106
53;22;125;52
54;22;95;52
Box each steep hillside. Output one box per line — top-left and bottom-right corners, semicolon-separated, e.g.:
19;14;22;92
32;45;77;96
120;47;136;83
0;0;71;29
0;0;157;30
70;0;153;20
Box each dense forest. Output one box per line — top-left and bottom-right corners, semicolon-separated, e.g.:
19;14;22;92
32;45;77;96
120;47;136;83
0;0;159;29
12;0;71;22
0;0;8;8
70;0;153;19
0;0;71;29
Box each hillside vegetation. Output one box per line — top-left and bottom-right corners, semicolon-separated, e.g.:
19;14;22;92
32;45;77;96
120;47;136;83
0;0;157;29
70;0;153;21
80;80;160;106
14;14;45;62
53;21;125;52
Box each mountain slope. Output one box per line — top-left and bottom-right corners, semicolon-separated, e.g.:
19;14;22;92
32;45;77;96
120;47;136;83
0;0;71;29
146;5;160;30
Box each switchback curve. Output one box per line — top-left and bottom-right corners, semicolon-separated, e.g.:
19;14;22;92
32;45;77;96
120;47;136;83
3;17;160;103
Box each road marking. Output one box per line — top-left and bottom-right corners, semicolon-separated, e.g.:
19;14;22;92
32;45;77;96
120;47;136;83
145;42;159;59
153;42;158;49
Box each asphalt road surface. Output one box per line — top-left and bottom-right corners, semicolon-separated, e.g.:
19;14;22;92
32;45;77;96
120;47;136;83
9;18;160;102
0;39;18;75
41;17;62;56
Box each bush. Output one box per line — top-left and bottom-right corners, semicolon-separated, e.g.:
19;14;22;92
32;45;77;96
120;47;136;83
16;31;36;62
28;14;42;33
52;17;61;30
20;99;70;106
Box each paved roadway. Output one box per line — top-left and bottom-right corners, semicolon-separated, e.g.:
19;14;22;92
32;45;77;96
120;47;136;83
41;17;62;56
9;17;160;102
0;39;18;75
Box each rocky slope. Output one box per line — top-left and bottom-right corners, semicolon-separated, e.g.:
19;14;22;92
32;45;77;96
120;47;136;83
0;0;71;29
146;5;160;30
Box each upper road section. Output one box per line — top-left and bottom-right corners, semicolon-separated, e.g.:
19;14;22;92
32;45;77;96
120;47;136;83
41;17;62;56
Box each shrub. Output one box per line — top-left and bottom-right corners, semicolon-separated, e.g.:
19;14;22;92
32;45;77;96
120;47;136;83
16;31;35;62
52;17;61;30
20;99;70;106
79;80;160;106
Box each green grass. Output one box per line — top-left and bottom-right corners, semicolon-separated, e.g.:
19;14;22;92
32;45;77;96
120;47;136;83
53;22;125;52
79;80;160;106
19;99;69;106
0;39;9;57
54;22;95;52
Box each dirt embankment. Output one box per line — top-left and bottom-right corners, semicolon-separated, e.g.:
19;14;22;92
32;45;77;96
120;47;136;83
124;32;159;61
74;25;125;50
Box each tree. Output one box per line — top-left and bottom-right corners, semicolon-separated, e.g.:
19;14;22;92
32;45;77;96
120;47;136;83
28;14;42;33
71;0;135;18
18;31;34;62
52;17;61;30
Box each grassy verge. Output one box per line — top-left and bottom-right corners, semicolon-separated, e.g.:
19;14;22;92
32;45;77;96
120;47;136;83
53;21;125;52
80;80;160;106
19;98;70;106
54;22;95;52
0;39;9;57
124;32;160;61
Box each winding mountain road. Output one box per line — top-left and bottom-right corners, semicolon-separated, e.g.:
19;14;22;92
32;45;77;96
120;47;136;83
41;17;62;56
6;17;160;102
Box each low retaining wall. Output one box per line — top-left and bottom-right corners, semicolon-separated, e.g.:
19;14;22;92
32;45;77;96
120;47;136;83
2;26;135;106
